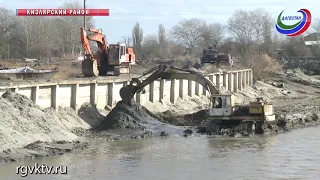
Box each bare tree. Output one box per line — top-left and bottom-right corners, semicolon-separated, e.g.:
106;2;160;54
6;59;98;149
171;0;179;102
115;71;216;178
158;24;167;58
228;9;273;59
132;22;143;58
171;18;206;55
201;23;225;49
142;35;160;59
121;36;132;47
0;8;16;59
312;18;320;34
59;0;94;57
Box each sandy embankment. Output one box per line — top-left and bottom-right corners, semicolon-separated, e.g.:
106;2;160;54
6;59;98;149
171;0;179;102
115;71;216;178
0;90;91;163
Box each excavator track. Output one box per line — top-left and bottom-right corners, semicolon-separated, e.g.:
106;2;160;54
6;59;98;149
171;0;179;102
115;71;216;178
82;59;99;77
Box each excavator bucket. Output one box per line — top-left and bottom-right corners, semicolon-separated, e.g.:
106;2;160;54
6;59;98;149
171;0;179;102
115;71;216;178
82;58;99;77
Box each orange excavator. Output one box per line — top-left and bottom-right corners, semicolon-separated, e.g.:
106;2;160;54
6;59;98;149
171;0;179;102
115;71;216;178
80;27;136;77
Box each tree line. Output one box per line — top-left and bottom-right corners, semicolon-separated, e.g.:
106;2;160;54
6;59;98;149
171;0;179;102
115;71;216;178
0;1;93;60
130;9;320;61
0;5;319;62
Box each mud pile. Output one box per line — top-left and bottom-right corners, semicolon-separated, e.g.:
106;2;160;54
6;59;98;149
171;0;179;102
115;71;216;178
0;90;90;152
96;99;162;131
259;113;320;134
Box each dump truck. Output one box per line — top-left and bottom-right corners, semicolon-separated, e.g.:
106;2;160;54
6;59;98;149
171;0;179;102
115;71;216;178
119;65;275;135
80;27;136;77
200;47;233;67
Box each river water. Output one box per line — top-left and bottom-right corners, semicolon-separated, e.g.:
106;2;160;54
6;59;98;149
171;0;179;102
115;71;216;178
1;126;320;180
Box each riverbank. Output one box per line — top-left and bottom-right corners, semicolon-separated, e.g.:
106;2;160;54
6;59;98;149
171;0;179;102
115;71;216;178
0;68;319;164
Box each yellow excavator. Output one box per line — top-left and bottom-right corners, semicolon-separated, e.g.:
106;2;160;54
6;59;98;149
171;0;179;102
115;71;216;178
119;65;275;134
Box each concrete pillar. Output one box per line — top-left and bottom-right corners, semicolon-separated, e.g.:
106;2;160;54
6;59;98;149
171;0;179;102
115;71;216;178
90;83;97;106
228;73;233;91
215;74;220;89
249;70;253;85
51;85;59;109
170;79;175;104
209;75;214;85
159;79;164;102
107;83;113;107
179;79;183;99
233;72;238;93
246;71;249;86
71;84;79;111
136;93;141;103
238;71;242;91
149;82;154;102
188;80;192;97
202;84;207;96
195;82;200;96
31;86;39;104
223;72;227;89
242;71;245;86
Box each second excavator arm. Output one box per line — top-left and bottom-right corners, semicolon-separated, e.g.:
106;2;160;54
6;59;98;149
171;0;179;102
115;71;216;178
80;27;109;58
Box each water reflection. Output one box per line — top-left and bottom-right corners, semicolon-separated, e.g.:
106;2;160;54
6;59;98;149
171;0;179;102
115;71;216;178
1;128;320;180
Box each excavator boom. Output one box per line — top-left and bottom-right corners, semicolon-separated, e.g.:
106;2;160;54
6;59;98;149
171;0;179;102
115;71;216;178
120;65;220;104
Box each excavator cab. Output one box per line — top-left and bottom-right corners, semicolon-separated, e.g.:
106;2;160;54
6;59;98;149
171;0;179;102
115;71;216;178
208;95;234;116
108;44;120;64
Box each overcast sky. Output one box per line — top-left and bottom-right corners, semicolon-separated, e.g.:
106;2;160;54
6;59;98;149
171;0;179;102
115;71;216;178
0;0;319;43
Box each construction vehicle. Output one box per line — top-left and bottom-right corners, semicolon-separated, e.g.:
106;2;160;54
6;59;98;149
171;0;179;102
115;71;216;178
119;65;275;135
80;27;135;77
200;47;233;67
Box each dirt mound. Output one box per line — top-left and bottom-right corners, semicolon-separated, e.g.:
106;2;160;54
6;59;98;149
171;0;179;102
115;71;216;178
0;90;90;152
95;99;163;131
286;68;320;87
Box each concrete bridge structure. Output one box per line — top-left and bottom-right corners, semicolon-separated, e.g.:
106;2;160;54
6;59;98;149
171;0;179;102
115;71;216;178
0;69;253;111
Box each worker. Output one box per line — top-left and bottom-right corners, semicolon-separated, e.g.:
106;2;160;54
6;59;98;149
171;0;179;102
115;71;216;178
216;97;223;108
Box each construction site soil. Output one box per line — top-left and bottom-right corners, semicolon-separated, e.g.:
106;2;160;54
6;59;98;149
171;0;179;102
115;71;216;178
0;68;320;164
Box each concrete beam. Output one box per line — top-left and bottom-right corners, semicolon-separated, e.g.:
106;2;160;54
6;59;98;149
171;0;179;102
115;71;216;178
107;83;113;107
179;79;183;99
31;86;39;103
170;79;175;104
215;74;220;89
195;82;200;96
233;72;238;93
238;71;242;91
223;72;227;89
243;71;247;86
209;75;214;85
202;83;207;96
188;80;192;97
149;81;154;102
228;73;233;91
51;85;59;109
70;84;79;111
136;93;141;103
90;83;97;106
246;71;249;86
159;79;164;102
249;70;253;85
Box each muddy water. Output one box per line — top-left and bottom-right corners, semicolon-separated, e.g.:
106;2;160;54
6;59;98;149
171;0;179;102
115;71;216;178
1;127;320;180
